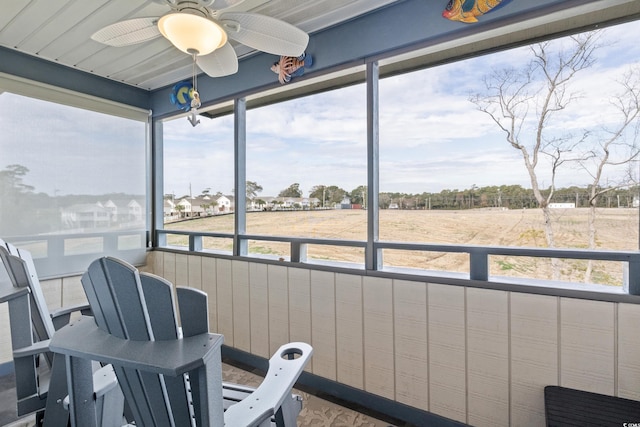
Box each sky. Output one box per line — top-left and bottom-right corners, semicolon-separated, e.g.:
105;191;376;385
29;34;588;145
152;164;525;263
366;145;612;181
163;19;640;198
0;93;146;196
1;20;639;199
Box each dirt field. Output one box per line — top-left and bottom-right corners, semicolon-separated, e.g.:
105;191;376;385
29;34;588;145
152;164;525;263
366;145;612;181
165;207;639;286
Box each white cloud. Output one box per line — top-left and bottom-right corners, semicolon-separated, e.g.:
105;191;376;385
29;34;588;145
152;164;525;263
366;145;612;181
7;21;639;200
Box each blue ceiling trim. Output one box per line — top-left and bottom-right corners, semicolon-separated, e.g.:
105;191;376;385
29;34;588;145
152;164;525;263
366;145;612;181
0;46;150;110
0;0;619;116
149;0;611;117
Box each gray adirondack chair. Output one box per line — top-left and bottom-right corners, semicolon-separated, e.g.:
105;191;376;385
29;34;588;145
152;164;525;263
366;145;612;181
50;256;313;427
0;239;124;427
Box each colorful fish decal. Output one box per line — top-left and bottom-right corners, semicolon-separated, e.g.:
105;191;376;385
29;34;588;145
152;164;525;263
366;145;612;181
170;81;195;112
271;52;313;84
442;0;513;24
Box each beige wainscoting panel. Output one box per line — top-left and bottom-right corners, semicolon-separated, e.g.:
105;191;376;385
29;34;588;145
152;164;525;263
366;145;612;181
288;268;312;372
150;251;163;276
560;298;614;395
216;258;234;347
162;252;176;284
174;253;189;286
232;261;251;352
510;293;558;427
428;283;466;423
335;273;364;389
139;251;155;274
40;278;63;311
249;262;270;358
466;288;509;427
618;303;640;400
310;270;337;381
188;255;202;290
201;257;218;333
393;279;428;411
61;275;88;308
363;276;395;400
267;264;290;354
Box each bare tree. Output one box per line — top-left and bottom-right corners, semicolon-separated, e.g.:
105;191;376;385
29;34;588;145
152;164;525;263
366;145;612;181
578;67;640;282
470;32;601;279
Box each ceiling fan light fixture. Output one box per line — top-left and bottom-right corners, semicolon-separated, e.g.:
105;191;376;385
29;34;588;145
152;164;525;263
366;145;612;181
158;12;226;56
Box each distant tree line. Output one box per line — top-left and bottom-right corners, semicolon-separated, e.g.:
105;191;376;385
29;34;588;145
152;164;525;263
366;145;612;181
379;184;640;210
180;179;640;211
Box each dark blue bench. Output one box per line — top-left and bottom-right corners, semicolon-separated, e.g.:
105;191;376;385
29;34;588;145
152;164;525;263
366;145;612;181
545;385;640;426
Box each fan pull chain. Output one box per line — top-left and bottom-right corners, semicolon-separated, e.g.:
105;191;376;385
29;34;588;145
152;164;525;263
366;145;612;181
188;53;201;127
190;53;201;111
192;53;198;93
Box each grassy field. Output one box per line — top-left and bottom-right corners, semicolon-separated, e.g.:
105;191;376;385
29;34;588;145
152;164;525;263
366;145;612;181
165;207;639;286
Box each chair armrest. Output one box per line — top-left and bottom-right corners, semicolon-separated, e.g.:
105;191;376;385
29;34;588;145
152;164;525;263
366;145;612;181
0;285;29;304
224;342;313;426
50;303;92;330
50;316;224;376
51;303;92;319
13;339;51;358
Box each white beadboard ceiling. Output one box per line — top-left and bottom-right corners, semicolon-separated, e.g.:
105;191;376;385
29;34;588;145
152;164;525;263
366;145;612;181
0;0;400;90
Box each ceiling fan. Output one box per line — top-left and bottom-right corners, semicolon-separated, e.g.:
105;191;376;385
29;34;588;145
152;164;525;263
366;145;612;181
91;0;310;78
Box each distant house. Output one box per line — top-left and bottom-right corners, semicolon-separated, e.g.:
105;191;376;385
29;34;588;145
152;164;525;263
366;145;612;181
281;197;296;208
247;198;264;211
169;195;235;217
164;198;176;217
306;197;321;208
190;196;211;217
549;203;575;209
340;195;352;209
174;196;208;217
176;198;192;217
61;203;110;229
102;199;143;222
215;195;232;212
253;196;322;210
127;199;143;221
258;196;277;210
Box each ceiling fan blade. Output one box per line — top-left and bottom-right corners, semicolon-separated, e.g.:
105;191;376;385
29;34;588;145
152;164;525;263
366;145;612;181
91;17;162;47
197;42;239;77
213;0;269;13
218;12;309;57
206;0;247;9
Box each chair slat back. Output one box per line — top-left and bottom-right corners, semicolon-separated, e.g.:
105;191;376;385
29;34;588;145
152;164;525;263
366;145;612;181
82;257;194;427
0;238;12;285
140;273;194;425
0;240;56;366
1;238;63;420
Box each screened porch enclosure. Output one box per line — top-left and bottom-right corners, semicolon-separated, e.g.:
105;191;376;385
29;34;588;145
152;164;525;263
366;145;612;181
2;0;640;426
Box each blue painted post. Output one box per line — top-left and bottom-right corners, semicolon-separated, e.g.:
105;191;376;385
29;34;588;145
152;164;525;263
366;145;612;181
290;241;307;263
189;235;203;252
469;250;489;281
626;257;640;295
234;98;248;257
157;231;167;247
366;61;380;271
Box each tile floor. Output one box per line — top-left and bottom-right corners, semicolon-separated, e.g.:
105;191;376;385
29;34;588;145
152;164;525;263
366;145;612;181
1;362;403;427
